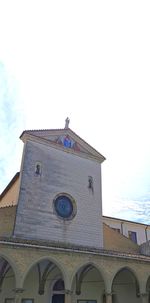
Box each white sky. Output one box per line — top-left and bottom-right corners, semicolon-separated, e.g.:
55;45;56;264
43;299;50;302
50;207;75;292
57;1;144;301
0;1;150;223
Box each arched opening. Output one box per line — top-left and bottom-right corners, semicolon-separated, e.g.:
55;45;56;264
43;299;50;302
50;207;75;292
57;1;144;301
0;256;16;301
22;258;65;303
71;263;105;302
112;267;141;303
52;278;65;303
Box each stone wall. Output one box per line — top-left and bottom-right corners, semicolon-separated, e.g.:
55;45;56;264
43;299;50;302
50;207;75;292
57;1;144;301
14;140;103;248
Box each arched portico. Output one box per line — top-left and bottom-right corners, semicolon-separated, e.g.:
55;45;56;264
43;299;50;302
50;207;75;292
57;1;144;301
111;266;142;303
0;255;17;302
21;257;67;303
71;262;106;303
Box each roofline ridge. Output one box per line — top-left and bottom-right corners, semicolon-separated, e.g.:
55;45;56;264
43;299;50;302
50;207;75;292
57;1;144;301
20;127;106;160
19;128;66;139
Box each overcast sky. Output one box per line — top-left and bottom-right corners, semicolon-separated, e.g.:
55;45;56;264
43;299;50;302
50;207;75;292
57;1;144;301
0;1;150;223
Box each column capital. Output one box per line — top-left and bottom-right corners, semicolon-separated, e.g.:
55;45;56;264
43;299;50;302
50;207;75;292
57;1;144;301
13;288;24;294
105;292;114;296
140;292;148;297
65;289;73;295
65;290;72;303
13;288;24;303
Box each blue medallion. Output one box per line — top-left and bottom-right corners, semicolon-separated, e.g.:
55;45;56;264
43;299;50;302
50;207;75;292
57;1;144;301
54;195;73;219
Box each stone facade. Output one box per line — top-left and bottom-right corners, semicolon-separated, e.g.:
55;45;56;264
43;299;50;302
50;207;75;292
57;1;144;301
0;127;150;303
14;139;104;248
0;240;150;303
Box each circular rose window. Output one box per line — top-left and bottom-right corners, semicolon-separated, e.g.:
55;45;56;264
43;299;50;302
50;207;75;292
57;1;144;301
53;193;76;220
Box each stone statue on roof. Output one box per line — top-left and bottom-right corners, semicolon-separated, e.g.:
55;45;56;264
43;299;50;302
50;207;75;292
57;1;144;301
65;117;70;129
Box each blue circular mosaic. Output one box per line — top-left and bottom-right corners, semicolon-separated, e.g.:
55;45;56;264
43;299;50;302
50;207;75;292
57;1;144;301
54;195;75;219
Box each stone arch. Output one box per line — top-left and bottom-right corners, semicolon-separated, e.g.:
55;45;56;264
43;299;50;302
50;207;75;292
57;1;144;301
70;261;106;301
21;256;67;302
0;254;18;301
22;255;67;288
111;266;140;290
70;260;107;290
111;266;141;303
0;252;20;286
50;276;65;293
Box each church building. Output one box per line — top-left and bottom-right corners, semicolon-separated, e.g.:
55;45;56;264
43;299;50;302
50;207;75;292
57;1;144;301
0;119;150;303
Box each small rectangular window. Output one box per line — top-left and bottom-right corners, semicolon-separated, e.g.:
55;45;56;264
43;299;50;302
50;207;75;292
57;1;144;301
128;231;137;243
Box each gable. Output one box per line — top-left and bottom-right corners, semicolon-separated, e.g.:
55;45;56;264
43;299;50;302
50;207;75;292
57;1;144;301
20;128;106;163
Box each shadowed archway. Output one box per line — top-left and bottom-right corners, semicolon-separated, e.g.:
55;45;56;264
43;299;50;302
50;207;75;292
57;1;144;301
22;258;66;303
112;267;141;303
71;263;106;302
0;256;16;301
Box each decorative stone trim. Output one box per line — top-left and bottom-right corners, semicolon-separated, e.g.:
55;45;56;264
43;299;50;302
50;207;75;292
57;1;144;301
13;288;24;294
65;289;73;295
140;293;148;297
